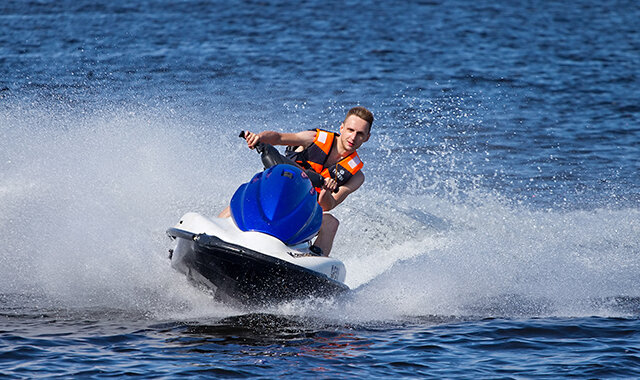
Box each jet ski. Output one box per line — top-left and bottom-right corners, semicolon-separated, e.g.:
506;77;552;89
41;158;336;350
167;132;349;306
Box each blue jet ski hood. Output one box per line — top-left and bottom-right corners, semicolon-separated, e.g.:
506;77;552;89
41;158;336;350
230;164;323;245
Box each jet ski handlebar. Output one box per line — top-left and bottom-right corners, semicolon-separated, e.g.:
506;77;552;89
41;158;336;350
239;131;327;190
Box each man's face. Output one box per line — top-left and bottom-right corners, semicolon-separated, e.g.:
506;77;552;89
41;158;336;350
339;115;370;153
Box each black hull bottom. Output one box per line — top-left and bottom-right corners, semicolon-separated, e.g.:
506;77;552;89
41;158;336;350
177;234;349;306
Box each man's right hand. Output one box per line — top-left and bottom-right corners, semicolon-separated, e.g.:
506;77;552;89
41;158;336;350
243;131;260;149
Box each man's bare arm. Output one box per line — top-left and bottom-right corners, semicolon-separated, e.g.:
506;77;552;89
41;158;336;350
243;130;316;149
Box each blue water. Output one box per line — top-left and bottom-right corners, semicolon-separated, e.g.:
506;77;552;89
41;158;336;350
1;0;639;377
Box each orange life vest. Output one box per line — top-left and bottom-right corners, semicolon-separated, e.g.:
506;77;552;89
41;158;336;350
286;129;364;192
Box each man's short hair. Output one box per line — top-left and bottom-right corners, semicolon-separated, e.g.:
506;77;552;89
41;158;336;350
345;106;374;132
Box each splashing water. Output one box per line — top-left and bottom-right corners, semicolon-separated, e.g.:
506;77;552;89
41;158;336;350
1;100;638;322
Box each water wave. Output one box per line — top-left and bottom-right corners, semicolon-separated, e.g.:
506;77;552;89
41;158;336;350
1;101;638;321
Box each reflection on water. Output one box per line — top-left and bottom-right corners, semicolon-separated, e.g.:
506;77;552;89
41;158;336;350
165;313;374;365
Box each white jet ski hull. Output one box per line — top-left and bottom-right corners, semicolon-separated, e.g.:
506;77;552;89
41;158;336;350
168;213;349;306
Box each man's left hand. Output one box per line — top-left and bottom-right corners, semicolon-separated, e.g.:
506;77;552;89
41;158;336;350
323;177;337;192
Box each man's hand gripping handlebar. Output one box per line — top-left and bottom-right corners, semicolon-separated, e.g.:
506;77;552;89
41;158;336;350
239;131;337;193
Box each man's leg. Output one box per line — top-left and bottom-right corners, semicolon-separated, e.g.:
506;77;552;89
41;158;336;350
314;213;339;256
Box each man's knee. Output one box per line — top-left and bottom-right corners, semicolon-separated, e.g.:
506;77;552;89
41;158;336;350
322;214;340;232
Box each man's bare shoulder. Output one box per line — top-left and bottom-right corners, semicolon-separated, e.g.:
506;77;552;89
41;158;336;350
351;170;365;186
343;170;365;193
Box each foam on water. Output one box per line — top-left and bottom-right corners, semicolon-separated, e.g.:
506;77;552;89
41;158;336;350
335;196;639;320
1;101;638;322
0;101;246;319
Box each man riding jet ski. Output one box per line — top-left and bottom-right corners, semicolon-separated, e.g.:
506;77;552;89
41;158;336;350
167;107;373;306
221;106;373;256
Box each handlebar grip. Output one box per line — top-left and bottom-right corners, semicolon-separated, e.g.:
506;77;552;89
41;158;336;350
239;131;338;192
239;131;265;152
305;170;340;193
